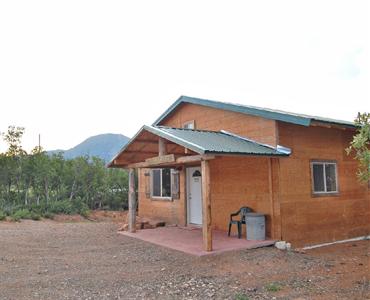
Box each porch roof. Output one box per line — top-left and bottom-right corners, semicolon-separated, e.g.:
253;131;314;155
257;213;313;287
149;126;289;156
108;125;290;168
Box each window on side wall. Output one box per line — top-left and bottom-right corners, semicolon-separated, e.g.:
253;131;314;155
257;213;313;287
183;120;195;129
151;168;172;198
311;161;338;195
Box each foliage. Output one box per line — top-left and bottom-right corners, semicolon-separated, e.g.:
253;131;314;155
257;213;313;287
265;282;282;292
0;210;6;220
0;125;129;217
346;112;370;183
234;293;250;300
11;209;32;221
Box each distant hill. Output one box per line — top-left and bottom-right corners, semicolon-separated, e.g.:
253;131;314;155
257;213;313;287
49;133;130;162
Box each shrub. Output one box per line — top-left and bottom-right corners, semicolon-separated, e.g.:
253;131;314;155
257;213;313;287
4;199;90;220
30;212;41;221
42;212;54;219
235;294;250;300
0;210;6;221
11;209;32;221
11;214;21;222
265;282;282;292
71;198;90;217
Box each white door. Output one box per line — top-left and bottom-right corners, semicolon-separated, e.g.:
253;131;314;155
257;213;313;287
187;166;202;225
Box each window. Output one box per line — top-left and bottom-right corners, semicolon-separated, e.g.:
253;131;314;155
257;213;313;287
183;120;195;129
151;168;172;198
311;161;338;194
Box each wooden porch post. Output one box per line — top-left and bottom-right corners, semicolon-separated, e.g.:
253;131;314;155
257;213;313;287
201;160;212;251
128;168;136;233
158;137;167;156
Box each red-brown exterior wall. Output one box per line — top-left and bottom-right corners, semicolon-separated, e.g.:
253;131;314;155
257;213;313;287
137;102;370;247
160;103;278;146
138;157;275;238
138;102;280;237
278;122;370;247
138;168;187;226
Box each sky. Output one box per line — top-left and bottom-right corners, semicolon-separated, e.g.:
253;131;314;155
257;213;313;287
0;0;369;152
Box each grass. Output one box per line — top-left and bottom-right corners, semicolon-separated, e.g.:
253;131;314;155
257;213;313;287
234;294;250;300
265;282;282;292
1;199;89;222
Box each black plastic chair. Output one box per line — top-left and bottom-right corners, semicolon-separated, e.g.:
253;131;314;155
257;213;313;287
228;206;253;238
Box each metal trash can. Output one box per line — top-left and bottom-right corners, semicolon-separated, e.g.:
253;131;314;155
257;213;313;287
245;213;265;240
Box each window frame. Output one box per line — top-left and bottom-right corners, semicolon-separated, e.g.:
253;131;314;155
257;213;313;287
310;160;339;196
150;168;172;200
183;120;195;129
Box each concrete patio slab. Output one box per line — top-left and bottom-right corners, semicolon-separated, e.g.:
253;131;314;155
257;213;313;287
120;226;275;256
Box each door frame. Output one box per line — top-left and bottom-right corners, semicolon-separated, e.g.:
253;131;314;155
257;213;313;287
186;166;202;226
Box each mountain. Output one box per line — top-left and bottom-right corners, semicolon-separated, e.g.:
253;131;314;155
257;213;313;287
49;133;130;162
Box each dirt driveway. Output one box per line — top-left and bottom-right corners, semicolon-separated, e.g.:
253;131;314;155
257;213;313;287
0;220;369;300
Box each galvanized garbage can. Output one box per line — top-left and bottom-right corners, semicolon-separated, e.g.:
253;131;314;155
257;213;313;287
245;213;265;240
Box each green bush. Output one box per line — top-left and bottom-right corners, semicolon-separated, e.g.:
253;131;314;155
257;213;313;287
30;212;41;220
42;211;54;219
4;199;90;220
48;200;74;214
0;210;6;221
11;209;32;221
235;294;250;300
11;214;21;222
265;282;282;292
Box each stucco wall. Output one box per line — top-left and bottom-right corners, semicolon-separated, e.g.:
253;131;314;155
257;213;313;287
138;156;275;238
277;122;370;247
159;102;278;146
209;156;274;237
137;102;369;247
138;168;187;226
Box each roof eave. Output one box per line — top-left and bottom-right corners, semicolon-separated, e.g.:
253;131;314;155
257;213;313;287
203;150;289;157
107;125;206;168
153;96;311;127
153;96;356;129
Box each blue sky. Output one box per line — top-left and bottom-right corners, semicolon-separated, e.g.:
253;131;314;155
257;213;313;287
0;0;369;152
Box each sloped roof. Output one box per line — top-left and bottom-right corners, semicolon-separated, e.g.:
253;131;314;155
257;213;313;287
150;126;289;156
108;125;289;167
153;96;356;128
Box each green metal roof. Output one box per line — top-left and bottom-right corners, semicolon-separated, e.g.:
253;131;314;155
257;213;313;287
107;125;290;167
153;96;356;128
144;126;289;156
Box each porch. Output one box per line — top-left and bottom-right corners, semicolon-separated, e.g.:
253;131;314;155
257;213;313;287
108;125;290;252
121;226;275;256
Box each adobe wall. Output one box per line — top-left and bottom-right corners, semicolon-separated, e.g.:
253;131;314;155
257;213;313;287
159;103;278;146
137;156;276;238
277;122;370;247
209;156;275;238
137;168;187;226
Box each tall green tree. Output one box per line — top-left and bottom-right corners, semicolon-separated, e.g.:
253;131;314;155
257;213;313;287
0;125;129;212
346;112;370;183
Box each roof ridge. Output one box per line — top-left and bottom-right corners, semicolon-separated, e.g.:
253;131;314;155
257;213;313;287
153;95;356;128
155;125;224;134
180;95;355;125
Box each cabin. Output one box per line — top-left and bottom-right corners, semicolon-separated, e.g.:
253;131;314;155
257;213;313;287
108;96;370;250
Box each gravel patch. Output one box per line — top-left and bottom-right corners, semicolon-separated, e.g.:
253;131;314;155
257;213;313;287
0;220;368;300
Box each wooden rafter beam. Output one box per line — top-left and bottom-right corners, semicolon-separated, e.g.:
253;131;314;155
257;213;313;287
122;154;215;169
135;139;176;145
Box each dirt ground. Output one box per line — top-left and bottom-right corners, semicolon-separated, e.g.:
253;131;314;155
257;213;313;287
0;218;369;300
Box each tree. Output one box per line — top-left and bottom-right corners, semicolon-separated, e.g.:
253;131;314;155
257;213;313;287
1;126;27;204
346;112;370;183
2;126;26;156
0;125;129;213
